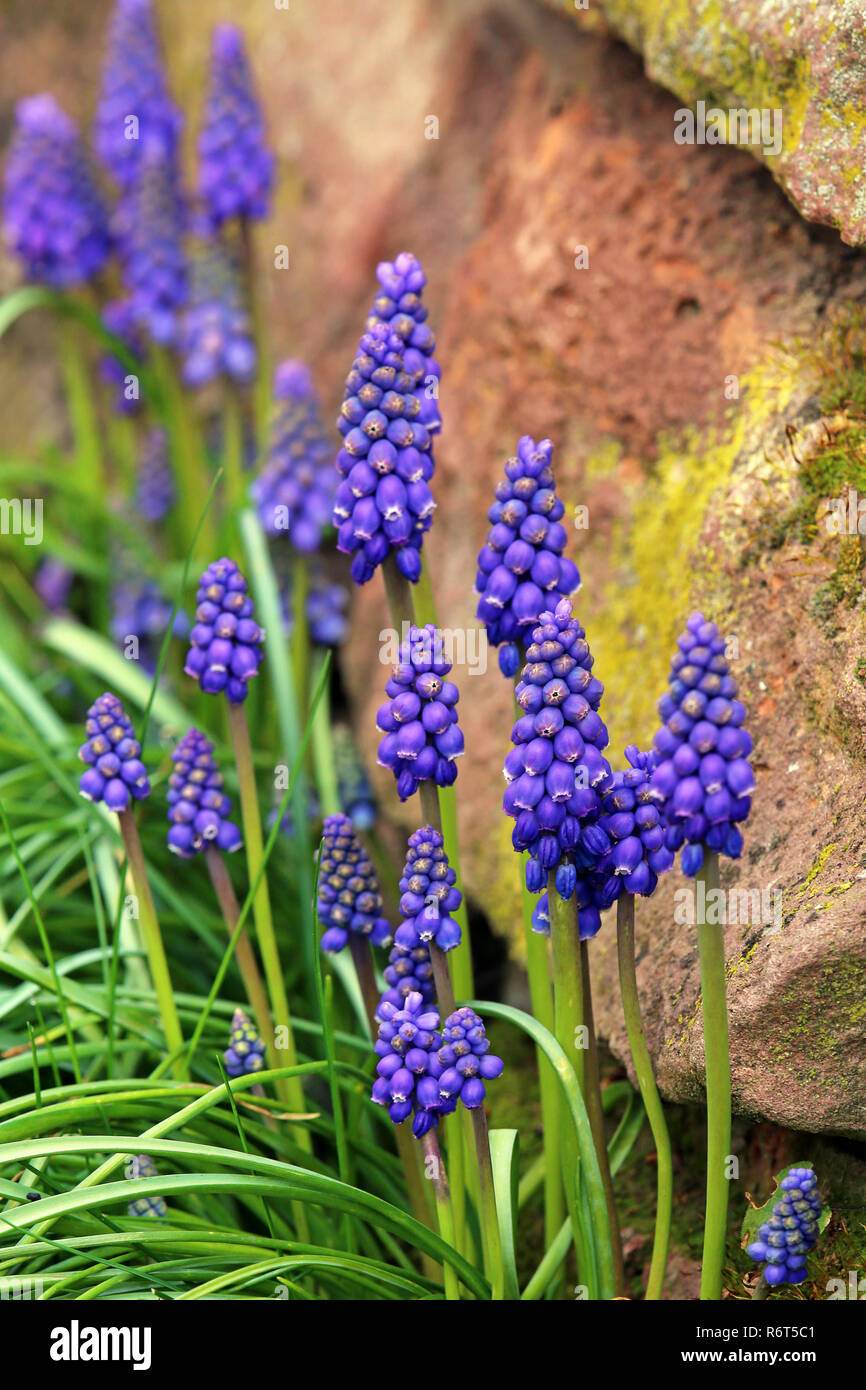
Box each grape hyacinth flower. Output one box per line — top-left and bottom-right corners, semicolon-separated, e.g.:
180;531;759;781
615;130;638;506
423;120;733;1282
333;725;377;831
3;95;111;288
476;437;580;678
317;813;391;954
78;693;149;811
34;557;73;612
595;745;675;907
110;567;188;674
651;612;754;876
376;624;463;800
746;1168;822;1287
100;298;145;414
380;939;435;1011
252;361;335;551
436;1007;504;1111
179;236;256;387
503;598;612;912
223;1007;266;1078
94;0;181;188
166;728;242;858
136;427;174;523
198;24;274;227
371;990;449;1136
394;826;462;954
307;576;348;647
184;558;264;703
126;1154;167;1219
334;322;435;586
121;150;187;345
367;252;441;435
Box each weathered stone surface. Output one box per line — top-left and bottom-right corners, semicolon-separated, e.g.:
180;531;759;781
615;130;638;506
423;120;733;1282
546;0;866;245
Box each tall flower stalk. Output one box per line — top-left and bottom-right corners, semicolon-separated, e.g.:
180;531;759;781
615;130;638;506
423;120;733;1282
651;612;754;1301
184;559;305;1124
78;693;186;1078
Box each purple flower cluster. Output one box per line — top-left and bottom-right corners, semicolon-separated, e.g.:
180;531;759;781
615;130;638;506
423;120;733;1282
252;361;335;552
94;0;181;187
380;939;435;1011
3;95;110;288
223;1008;266;1078
79;693;149;812
120;150;187;345
437;1007;504;1111
394;826;462;954
127;1153;167;1219
34;557;73;612
179;236;256;387
372;996;503;1138
376;624;463;800
503;598;612;897
111;577;184;674
334;323;435;586
372;991;444;1135
198;24;274;227
367;253;441;435
184;558;264;703
317;814;391;954
306;577;348;647
651;612;754;876
595;745;675;907
746;1168;821;1287
333;724;376;831
100;298;145;414
166;728;242;858
476;437;580;677
136;427;174;523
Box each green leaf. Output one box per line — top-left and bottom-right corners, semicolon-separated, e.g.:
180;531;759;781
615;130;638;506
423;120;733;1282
489;1128;520;1301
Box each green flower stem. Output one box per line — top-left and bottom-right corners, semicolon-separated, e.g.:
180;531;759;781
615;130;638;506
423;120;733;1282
547;872;597;1286
616;892;672;1300
341;900;439;1274
222;387;247;519
521;864;563;1259
381;554;476;1252
751;1271;770;1301
59;312;103;502
429;942;470;1261
291;555;310;716
239;215;270;454
348;933;382;1037
579;937;626;1297
204;847;277;1074
116;810;185;1080
150;346;215;559
548;874;585;1094
227;700;307;1134
471;1103;505;1300
310;649;340;817
697;848;729;1302
420;1129;460;1300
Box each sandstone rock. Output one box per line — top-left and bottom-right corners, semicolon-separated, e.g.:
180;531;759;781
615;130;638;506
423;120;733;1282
547;0;866;245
